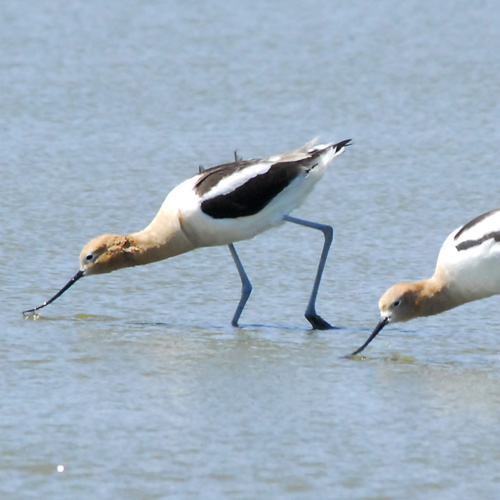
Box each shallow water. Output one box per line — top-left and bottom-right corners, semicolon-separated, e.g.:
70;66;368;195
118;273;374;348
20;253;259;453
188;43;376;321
3;0;500;498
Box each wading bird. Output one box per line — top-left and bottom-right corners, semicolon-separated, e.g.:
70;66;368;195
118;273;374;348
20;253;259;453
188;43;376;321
351;209;500;355
24;138;351;328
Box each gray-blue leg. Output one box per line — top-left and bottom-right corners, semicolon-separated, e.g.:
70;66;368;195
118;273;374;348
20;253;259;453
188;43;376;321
228;243;253;327
283;215;334;329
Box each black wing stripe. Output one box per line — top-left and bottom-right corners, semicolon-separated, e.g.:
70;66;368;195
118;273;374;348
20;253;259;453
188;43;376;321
454;209;500;240
201;161;303;219
456;231;500;252
194;160;259;197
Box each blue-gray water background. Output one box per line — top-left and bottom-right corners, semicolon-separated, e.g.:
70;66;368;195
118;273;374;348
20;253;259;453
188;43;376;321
2;0;500;498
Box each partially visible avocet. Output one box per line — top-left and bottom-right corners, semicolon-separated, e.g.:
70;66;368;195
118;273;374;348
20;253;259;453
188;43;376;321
351;209;500;356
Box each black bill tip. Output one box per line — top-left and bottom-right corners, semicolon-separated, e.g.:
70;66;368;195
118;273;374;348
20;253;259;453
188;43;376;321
348;316;390;357
22;270;84;316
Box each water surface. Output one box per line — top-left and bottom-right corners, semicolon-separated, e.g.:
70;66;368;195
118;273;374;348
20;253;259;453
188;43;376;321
2;0;500;498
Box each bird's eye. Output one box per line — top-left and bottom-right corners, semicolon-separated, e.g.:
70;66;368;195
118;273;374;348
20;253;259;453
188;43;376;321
85;253;95;262
393;300;401;308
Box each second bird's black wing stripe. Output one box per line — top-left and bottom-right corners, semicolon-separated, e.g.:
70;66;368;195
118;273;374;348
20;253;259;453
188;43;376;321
453;209;500;251
456;231;500;252
200;160;305;219
454;209;500;240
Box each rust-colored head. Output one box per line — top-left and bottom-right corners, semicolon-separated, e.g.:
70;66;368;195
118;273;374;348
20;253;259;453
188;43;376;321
377;282;423;324
80;234;137;275
349;281;432;356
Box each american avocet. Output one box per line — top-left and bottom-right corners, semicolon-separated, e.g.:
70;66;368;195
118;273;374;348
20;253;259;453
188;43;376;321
350;209;500;356
23;138;351;328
